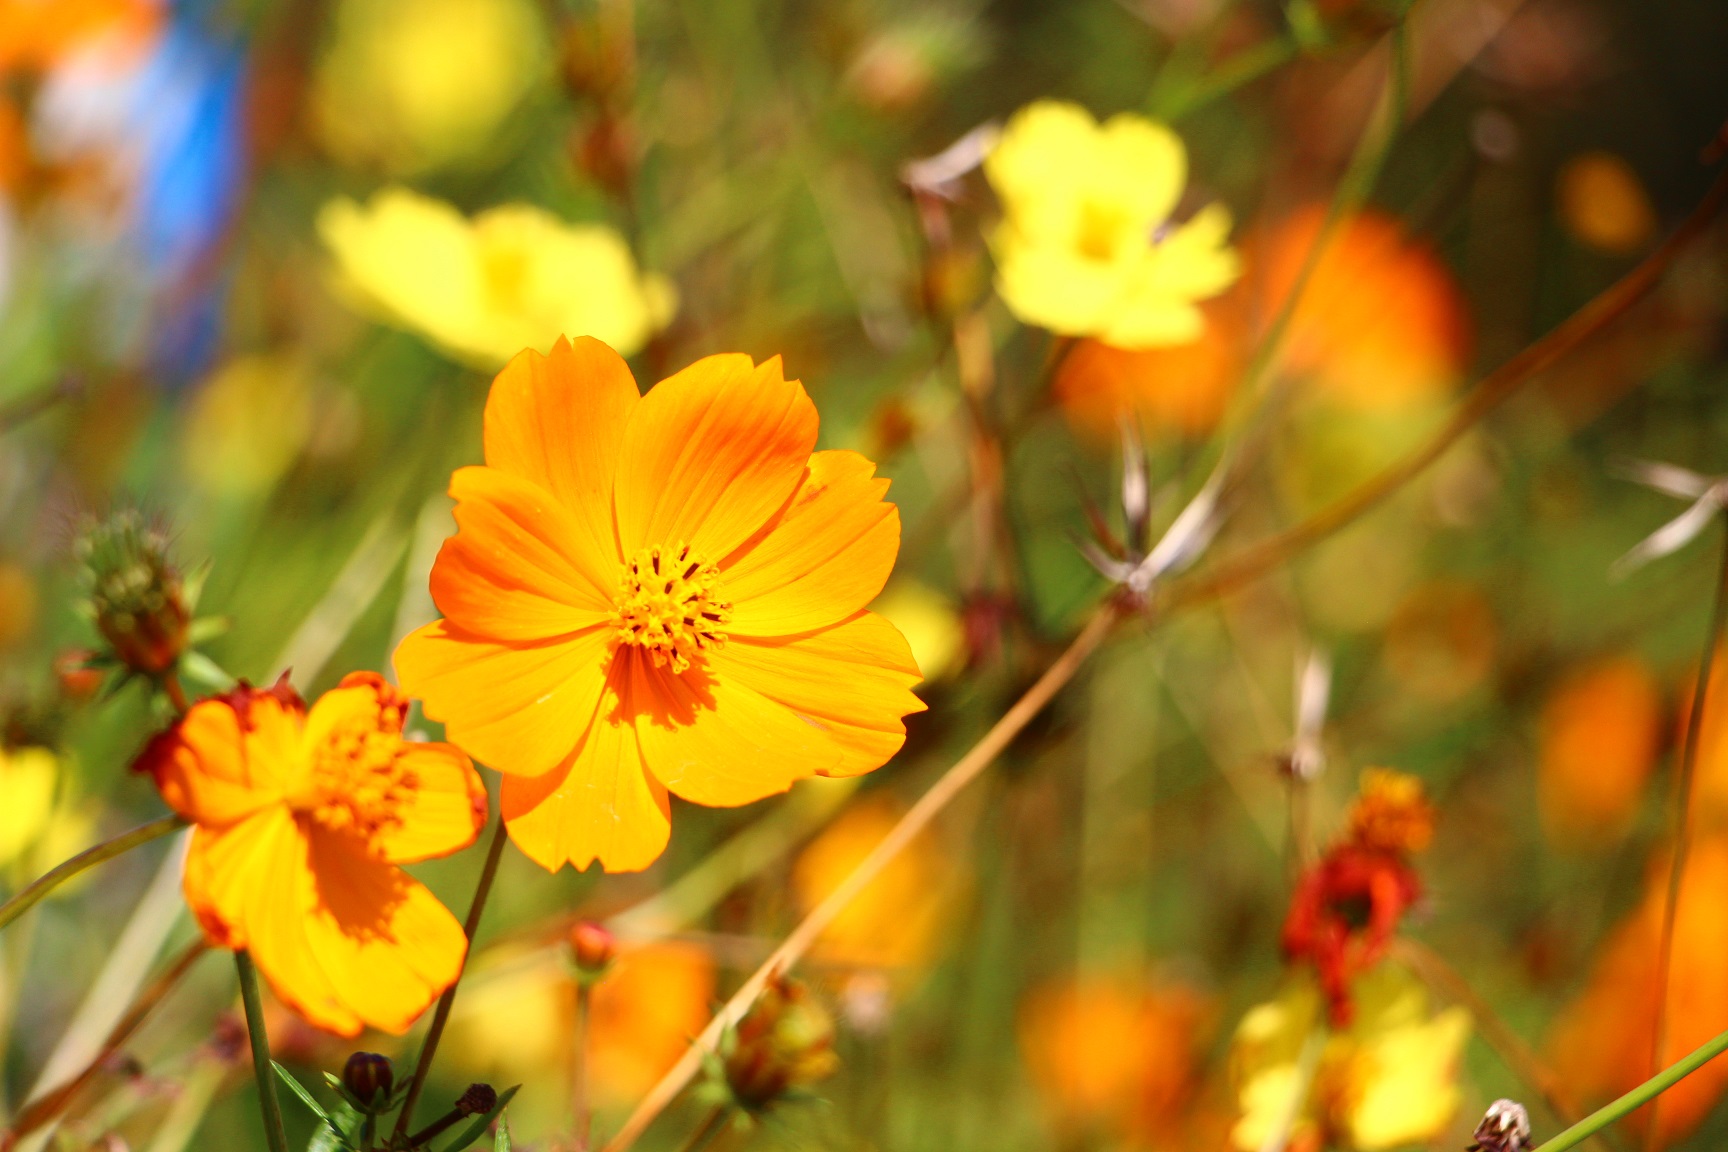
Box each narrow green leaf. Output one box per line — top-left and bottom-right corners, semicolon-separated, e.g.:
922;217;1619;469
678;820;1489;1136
494;1112;512;1152
272;1061;334;1126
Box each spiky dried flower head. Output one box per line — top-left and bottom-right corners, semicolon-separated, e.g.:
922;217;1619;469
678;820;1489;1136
1471;1099;1531;1152
74;509;188;678
723;974;840;1112
1347;768;1435;855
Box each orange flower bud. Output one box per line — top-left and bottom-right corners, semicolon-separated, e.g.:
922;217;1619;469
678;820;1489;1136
569;920;617;979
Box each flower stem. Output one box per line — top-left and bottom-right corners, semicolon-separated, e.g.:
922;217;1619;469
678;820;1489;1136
601;600;1124;1152
574;981;593;1151
234;950;290;1152
1532;1024;1728;1152
394;816;510;1141
0;815;185;933
673;1107;730;1152
1644;509;1728;1149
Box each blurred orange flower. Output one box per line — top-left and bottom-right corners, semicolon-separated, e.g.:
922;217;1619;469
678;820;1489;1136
137;673;487;1036
792;795;953;972
1256;207;1471;410
0;0;159;71
1052;301;1242;440
1019;973;1209;1145
395;336;924;873
1538;656;1661;845
588;941;717;1103
1547;836;1728;1147
1557;152;1656;256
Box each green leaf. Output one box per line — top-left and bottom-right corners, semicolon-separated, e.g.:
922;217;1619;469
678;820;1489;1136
272;1062;333;1126
179;649;236;691
438;1085;520;1152
186;614;232;645
494;1113;512;1152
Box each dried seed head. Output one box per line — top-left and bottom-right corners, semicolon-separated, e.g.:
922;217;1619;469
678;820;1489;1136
75;510;189;678
723;975;840;1112
456;1083;498;1117
1472;1099;1532;1152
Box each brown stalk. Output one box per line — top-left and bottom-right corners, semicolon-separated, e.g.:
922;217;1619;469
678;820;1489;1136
7;939;211;1139
599;598;1126;1152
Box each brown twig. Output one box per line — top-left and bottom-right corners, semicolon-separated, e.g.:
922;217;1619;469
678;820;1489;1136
599;599;1126;1152
1645;509;1728;1149
6;939;211;1139
1167;163;1728;611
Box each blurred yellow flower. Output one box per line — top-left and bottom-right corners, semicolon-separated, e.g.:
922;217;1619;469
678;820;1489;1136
319;187;676;367
181;356;314;498
0;746;57;867
1557;152;1656;256
1018;973;1209;1144
1539;655;1661;846
1230;965;1469;1152
312;0;547;174
870;581;964;683
793;796;952;971
984;101;1240;348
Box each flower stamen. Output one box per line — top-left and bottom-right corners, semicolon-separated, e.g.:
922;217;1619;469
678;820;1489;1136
612;542;732;675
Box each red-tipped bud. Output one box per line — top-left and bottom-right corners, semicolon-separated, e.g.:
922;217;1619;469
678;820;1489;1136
568;920;617;979
74;511;189;678
723;975;839;1112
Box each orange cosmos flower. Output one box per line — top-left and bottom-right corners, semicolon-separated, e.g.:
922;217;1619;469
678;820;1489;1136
137;673;487;1036
1538;656;1661;846
394;336;924;873
0;0;160;71
1256;207;1470;410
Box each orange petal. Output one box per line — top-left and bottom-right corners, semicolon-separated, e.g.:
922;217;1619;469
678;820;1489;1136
378;743;489;863
482;337;636;595
723;451;901;636
139;692;299;827
501;700;671;873
185;808;367;1036
431;466;616;638
627;648;832;806
712;611;924;778
394;620;611;779
613;354;817;561
299;830;471;1036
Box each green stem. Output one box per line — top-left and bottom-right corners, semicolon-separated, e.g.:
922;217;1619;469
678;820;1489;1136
393;817;510;1141
0;815;185;933
1532;1025;1728;1152
234;950;290;1152
1163;36;1299;121
673;1107;730;1152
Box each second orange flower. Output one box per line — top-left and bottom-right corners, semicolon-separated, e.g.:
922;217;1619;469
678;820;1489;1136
395;336;925;872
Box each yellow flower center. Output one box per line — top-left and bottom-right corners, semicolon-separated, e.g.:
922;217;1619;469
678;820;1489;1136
1075;198;1131;262
293;717;417;841
612;542;732;675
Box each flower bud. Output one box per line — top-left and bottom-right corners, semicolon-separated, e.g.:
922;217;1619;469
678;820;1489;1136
723;975;840;1112
568;920;616;980
75;511;189;678
342;1051;394;1107
456;1083;498;1117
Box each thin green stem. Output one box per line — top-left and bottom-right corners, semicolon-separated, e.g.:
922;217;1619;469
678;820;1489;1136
394;817;510;1141
673;1107;730;1152
1533;1024;1728;1152
1644;510;1728;1148
574;982;593;1151
0;815;185;933
1163;37;1299;122
234;951;290;1152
